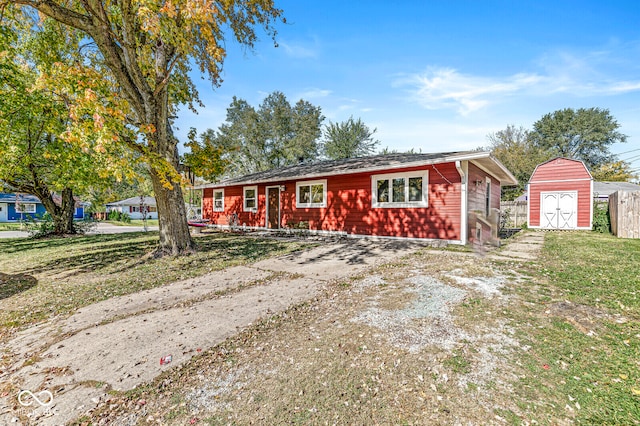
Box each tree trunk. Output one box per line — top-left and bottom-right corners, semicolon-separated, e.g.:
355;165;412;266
147;86;194;255
150;168;194;255
56;188;76;234
35;187;76;235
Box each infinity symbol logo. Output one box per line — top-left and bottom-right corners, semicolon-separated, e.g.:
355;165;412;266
18;390;54;407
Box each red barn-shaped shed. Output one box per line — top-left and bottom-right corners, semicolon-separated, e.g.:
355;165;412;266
198;151;517;245
527;157;593;230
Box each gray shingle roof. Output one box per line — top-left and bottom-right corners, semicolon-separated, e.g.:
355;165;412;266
198;151;517;188
105;196;157;207
0;193;41;203
593;181;640;198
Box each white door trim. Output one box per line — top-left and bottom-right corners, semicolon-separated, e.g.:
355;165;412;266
265;186;281;229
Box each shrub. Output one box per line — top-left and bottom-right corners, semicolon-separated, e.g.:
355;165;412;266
592;201;610;233
23;212;55;238
107;210;131;223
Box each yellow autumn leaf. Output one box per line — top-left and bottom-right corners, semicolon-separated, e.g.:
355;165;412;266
620;374;628;380
632;388;640;395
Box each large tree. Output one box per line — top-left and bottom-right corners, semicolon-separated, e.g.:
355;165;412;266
322;116;380;160
185;91;323;180
0;11;134;234
486;125;549;200
530;107;627;171
6;1;284;255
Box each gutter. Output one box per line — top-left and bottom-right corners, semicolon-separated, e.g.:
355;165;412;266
456;160;468;245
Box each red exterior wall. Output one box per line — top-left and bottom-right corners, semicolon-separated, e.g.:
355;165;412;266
203;162;463;241
467;163;501;213
528;158;592;228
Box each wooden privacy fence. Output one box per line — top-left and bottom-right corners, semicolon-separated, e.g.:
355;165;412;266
500;200;528;228
609;191;640;239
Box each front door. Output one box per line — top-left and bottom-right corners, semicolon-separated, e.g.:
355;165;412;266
0;203;7;222
541;192;577;229
267;187;280;229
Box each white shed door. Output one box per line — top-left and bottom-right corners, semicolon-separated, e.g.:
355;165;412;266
0;203;7;222
541;192;577;229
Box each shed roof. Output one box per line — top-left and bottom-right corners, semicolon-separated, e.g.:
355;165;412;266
529;157;593;183
197;151;517;188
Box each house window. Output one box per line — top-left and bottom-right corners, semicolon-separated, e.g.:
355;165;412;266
130;205;153;213
485;177;491;216
16;203;36;213
213;189;224;212
243;186;258;212
372;172;428;208
296;180;327;208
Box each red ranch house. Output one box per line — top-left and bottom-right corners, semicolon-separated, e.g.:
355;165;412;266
527;157;593;230
199;151;517;245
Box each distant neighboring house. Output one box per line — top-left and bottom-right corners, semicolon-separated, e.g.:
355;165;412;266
593;181;640;202
106;196;158;220
199;151;518;245
0;192;86;222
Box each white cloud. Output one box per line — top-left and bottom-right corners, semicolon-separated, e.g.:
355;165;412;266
296;88;332;99
278;39;319;59
397;49;640;115
395;67;544;115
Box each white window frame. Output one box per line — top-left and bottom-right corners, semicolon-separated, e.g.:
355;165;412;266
296;179;327;208
243;186;258;212
371;171;428;208
16;203;37;213
213;189;224;212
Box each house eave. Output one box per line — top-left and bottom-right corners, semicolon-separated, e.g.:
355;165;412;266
197;151;515;189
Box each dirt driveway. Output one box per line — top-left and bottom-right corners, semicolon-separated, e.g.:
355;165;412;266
1;238;419;425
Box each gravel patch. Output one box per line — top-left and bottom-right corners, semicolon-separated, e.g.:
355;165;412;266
352;275;467;352
445;273;506;297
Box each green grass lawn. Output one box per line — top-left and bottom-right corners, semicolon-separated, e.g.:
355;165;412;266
510;232;640;424
0;232;307;337
104;219;159;227
0;223;25;231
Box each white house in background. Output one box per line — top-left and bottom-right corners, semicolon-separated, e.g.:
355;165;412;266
593;181;640;202
105;196;158;220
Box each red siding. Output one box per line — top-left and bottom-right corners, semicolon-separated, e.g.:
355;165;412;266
528;158;592;228
467;163;501;213
203;162;463;241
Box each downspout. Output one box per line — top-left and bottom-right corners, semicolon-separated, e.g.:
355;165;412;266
456;161;468;245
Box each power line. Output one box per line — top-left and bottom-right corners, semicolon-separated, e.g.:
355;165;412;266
616;148;640;156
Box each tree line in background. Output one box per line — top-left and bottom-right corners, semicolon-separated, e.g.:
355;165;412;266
487;107;635;200
183;91;380;181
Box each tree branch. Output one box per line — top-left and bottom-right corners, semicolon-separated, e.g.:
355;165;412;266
11;0;93;33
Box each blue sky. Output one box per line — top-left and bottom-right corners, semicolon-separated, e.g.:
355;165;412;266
175;1;640;173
